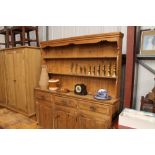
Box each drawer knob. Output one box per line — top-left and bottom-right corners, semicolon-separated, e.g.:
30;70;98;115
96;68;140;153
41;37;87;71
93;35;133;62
90;106;96;111
62;101;67;105
40;95;45;99
55;115;60;119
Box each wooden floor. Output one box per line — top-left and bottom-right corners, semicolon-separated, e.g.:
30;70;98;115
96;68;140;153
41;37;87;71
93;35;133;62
0;107;39;129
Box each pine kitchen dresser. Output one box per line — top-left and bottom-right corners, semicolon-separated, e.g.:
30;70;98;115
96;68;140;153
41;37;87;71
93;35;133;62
35;32;123;128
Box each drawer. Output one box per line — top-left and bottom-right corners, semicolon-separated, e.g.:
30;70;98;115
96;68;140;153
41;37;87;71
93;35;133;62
35;99;53;106
35;90;51;102
54;96;77;108
78;101;111;115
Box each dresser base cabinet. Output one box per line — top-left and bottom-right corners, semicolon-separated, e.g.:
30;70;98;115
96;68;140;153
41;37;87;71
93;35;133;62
35;88;118;129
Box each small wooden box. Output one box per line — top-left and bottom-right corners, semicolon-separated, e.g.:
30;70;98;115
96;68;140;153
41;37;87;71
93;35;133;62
48;79;60;91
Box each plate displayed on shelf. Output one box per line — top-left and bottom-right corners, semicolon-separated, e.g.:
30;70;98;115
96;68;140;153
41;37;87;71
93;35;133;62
94;95;112;100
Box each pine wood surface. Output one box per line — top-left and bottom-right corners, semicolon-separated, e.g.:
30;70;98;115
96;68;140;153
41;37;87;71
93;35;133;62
36;100;53;128
36;32;123;129
0;47;41;116
35;88;119;105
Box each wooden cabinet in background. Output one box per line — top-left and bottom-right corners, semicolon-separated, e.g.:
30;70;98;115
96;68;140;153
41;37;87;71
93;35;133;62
0;46;41;116
5;50;27;112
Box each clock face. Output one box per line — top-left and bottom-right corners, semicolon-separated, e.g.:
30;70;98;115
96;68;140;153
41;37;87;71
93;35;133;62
76;85;82;93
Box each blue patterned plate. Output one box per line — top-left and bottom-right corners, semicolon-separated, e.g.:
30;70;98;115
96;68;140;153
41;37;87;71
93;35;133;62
94;95;112;100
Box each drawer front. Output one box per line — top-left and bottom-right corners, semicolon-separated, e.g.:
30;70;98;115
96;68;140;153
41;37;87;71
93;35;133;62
54;96;77;108
35;90;51;102
78;101;111;115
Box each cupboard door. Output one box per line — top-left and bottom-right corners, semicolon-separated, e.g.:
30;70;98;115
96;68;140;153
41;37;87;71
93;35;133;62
0;52;6;104
14;50;27;112
36;100;53;129
54;106;78;129
78;110;110;129
5;52;16;108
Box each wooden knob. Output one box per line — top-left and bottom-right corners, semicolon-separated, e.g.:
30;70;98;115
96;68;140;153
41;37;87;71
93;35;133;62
90;106;96;111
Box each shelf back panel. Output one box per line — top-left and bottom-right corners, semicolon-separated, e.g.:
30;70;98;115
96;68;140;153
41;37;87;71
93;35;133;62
40;32;123;99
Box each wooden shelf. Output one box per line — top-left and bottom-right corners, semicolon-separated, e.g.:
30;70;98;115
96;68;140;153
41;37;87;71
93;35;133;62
44;56;117;59
48;72;117;79
41;32;122;99
137;54;155;60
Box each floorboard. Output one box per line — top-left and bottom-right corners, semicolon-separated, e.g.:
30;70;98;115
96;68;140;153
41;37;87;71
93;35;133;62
0;107;40;129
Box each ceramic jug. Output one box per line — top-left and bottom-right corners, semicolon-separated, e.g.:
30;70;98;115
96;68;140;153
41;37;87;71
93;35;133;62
39;65;49;89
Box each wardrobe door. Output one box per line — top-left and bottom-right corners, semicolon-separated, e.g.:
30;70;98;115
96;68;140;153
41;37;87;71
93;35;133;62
0;51;6;105
14;50;27;113
5;51;16;108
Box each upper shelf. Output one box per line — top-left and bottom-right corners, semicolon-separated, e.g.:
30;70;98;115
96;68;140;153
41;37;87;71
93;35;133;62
43;56;118;59
137;54;155;60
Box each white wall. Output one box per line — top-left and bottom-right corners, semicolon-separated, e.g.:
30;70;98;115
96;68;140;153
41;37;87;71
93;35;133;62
48;26;127;54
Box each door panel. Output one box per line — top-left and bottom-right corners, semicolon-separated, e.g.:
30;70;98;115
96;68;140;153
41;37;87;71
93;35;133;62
14;51;27;112
36;100;53;128
79;116;106;129
5;52;16;107
54;106;78;129
0;52;6;104
78;110;109;129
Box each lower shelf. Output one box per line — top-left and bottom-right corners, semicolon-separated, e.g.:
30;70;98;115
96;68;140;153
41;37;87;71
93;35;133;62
49;72;117;79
